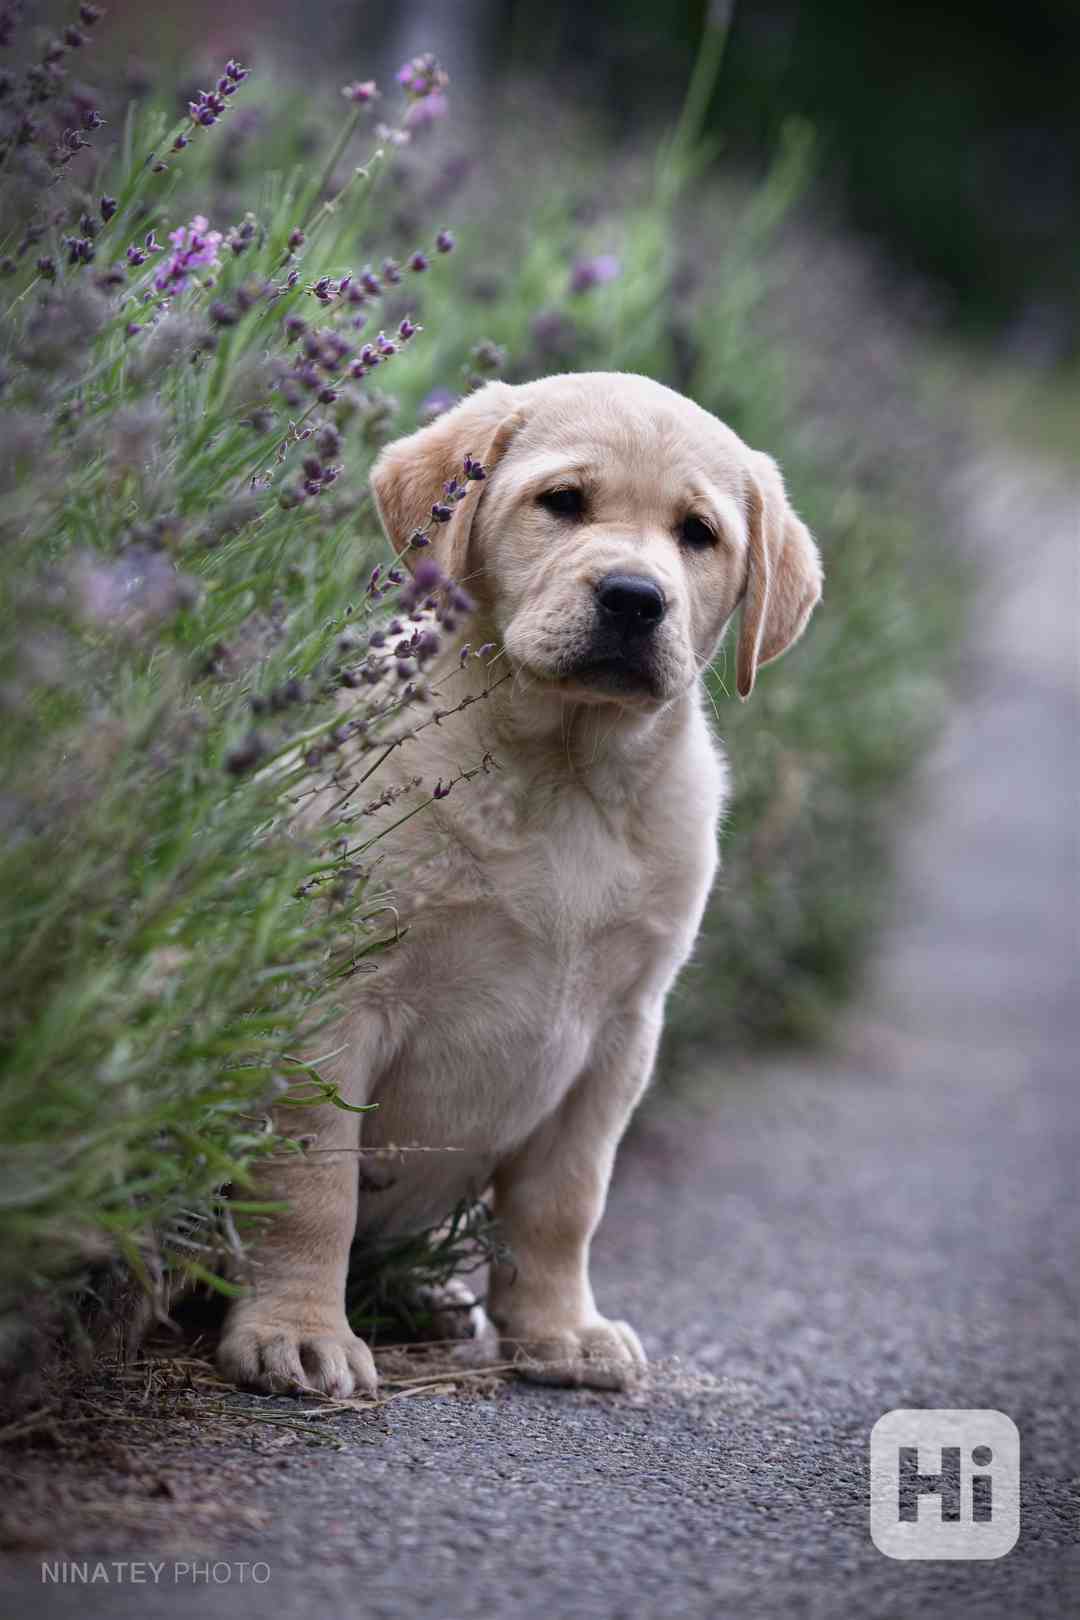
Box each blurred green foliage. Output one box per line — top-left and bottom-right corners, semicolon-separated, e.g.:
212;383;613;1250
475;0;1079;350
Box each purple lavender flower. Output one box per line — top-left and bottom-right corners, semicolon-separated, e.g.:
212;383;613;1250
412;558;444;593
569;253;621;295
395;54;449;101
189;89;226;128
407;251;429;273
187;62;246;131
342;80;378;105
154;215;222;294
435;229;455;254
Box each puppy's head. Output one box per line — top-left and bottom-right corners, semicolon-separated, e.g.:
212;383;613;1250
372;373;822;707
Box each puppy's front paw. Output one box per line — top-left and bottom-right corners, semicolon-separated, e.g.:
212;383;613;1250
503;1316;646;1391
217;1308;377;1399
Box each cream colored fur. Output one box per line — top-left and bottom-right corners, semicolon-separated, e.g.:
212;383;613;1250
217;372;821;1396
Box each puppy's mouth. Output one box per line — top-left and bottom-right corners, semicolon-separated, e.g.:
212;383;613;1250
550;649;665;704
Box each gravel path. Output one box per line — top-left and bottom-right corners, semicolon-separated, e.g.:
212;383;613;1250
4;455;1077;1619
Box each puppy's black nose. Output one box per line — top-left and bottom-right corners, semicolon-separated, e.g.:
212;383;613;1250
595;573;666;636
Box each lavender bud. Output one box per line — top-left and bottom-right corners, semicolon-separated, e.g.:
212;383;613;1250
435;229;455;253
100;194;117;221
226;732;267;775
412;558;443;592
342;80;378;104
408;251;429;273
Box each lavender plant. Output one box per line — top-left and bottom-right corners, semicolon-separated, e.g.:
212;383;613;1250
0;13;496;1355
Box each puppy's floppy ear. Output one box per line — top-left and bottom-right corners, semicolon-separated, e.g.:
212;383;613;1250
370;381;525;584
736;451;823;699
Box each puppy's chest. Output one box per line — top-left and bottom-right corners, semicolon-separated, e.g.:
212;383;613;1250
409;774;659;955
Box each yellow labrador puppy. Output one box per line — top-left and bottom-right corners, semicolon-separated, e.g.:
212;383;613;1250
217;372;821;1396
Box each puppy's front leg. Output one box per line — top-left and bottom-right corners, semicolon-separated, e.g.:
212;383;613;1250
217;1088;375;1398
489;1010;661;1390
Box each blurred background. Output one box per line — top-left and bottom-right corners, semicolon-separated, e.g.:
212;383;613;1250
98;0;1080;358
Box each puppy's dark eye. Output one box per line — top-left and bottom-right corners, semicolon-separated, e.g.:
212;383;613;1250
679;515;716;550
537;487;585;520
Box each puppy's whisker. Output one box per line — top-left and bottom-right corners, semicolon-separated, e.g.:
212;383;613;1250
693;641;730;706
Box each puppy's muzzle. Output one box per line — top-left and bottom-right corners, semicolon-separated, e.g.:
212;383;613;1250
560;572;668;697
